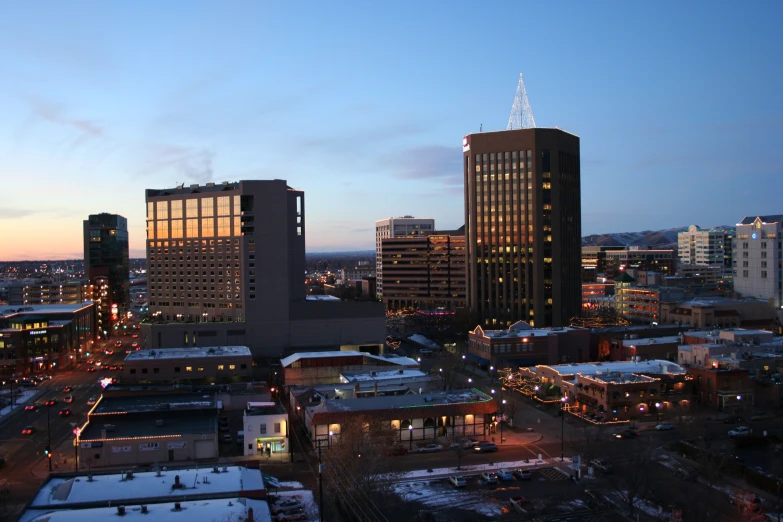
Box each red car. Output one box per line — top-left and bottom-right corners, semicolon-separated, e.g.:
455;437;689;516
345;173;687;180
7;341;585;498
21;426;35;435
62;386;72;393
24;404;37;411
386;446;409;456
87;367;96;372
45;400;57;407
59;409;72;417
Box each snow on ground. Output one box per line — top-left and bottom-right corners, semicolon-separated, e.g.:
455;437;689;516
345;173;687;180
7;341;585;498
393;479;503;518
396;457;558;481
275;489;318;522
31;466;264;506
0;390;39;417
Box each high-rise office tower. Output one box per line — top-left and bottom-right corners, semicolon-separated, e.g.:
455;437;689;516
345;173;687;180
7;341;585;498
375;216;434;298
83;213;130;335
463;129;581;327
145;180;305;325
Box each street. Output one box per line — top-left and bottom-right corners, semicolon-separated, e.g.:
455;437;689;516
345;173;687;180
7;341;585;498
0;334;127;521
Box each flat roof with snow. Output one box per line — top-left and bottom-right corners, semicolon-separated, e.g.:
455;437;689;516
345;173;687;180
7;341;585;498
281;350;418;368
340;369;428;382
21;498;271;522
541;359;686;377
622;336;683;347
309;388;492;414
29;466;265;509
0;302;95;317
126;346;251;361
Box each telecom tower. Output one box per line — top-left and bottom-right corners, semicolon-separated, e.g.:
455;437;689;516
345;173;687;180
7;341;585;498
506;73;536;130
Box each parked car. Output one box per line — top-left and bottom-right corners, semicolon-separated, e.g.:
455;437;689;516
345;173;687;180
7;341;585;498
589;459;613;473
418;444;442;453
86;397;97;405
63;396;74;403
497;469;514;481
271;499;304;515
448;475;467;488
87;367;96;372
613;429;637;439
386;446;408;456
115;341;122;347
480;472;499;484
512;469;533;480
59;408;72;417
45;399;56;407
21;426;35;435
131;341;139;348
62;386;73;393
655;423;674;431
132;333;139;338
40;375;52;380
474;442;498;453
450;439;473;450
274;508;307;522
24;404;37;411
729;426;751;437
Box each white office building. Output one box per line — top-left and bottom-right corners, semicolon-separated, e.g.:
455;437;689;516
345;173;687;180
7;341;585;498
678;224;732;268
374;216;434;297
734;215;783;308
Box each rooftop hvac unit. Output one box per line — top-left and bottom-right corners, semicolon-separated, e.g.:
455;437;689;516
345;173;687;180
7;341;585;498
156;419;164;427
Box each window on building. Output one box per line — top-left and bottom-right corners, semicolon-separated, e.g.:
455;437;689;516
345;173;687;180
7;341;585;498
240;364;247;370
274;422;281;433
743;270;749;277
217;365;224;370
186;366;193;372
174;367;181;373
141;368;148;374
259;424;267;434
130;369;137;374
762;271;767;278
229;364;236;370
198;367;204;371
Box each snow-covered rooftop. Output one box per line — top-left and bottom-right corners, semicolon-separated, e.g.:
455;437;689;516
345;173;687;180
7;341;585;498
126;346;251;361
0;302;94;317
309;388;493;414
543;359;686;377
21;497;271;522
281;350;418;368
622;335;683;347
340;369;428;382
30;466;265;508
305;295;340;301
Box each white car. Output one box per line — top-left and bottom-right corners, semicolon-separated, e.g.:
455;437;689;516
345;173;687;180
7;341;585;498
729;426;750;437
497;469;514;480
418;444;441;453
270;498;303;515
655;423;674;431
448;475;467;488
480;471;499;484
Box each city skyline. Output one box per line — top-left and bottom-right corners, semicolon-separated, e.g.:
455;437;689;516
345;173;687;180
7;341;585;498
1;1;782;261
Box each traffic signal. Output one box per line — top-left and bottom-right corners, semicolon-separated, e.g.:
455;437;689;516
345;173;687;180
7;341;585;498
44;446;51;458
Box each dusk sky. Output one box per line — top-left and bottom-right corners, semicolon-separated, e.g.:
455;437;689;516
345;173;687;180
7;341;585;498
1;1;781;260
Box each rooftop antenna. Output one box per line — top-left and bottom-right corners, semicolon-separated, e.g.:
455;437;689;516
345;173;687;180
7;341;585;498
480;123;483;132
507;73;537;130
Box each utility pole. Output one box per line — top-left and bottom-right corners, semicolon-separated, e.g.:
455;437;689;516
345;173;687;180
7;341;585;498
46;405;52;472
561;396;567;462
318;441;325;522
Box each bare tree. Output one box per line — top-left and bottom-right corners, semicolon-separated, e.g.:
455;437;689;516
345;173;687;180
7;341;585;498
321;418;403;522
436;358;460;391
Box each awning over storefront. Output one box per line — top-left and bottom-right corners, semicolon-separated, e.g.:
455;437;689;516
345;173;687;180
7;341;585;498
467;353;490;366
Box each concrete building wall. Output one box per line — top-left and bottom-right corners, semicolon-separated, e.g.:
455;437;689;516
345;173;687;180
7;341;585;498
79;433;218;469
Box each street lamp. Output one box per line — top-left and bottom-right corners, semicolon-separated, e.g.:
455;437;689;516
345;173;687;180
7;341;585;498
462;354;466;371
408;424;413;451
501;399;507;444
46;403;53;472
655;402;661;426
560;396;568;462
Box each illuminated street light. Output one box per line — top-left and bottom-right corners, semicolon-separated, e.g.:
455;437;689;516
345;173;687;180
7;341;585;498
408;424;414;451
560;396;568;462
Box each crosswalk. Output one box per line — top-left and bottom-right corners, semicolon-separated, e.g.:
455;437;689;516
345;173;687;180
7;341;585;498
537;467;569;481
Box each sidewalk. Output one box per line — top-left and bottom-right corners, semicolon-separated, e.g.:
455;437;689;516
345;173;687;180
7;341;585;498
0;389;41;425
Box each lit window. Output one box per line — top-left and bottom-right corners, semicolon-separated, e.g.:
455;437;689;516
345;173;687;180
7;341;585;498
229;364;236;370
217;365;225;370
186;366;193;372
198;367;204;372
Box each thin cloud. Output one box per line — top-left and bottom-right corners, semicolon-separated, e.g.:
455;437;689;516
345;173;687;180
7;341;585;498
391;145;462;182
23;95;103;136
0;208;37;219
140;144;215;183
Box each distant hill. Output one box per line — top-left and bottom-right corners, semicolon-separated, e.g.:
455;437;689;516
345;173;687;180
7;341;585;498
582;226;733;249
